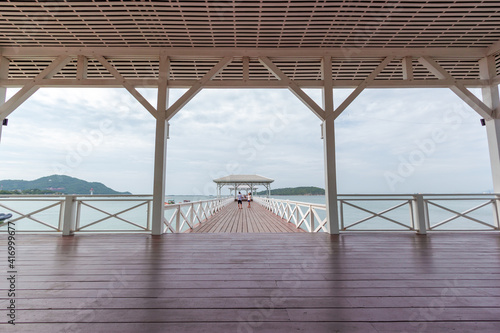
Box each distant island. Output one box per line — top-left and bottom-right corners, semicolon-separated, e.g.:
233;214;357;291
256;186;325;196
0;175;131;195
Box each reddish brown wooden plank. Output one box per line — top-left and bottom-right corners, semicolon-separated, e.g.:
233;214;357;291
187;202;304;233
1;232;499;332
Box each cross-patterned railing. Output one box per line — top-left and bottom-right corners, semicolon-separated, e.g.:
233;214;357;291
2;194;499;234
257;194;500;233
0;196;65;232
74;196;153;232
163;198;232;233
255;197;328;232
0;195;230;234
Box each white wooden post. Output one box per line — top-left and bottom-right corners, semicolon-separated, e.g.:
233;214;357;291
310;204;315;232
412;194;428;234
322;118;340;234
480;56;500;227
151;55;169;236
0;56;8;144
322;56;340;235
175;206;180;233
295;204;300;225
151;116;168;236
62;195;77;236
480;57;500;190
190;202;194;228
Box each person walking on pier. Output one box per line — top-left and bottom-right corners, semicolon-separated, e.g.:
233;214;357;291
237;192;243;209
247;192;252;208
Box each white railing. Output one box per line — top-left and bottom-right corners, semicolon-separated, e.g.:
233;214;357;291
254;197;328;232
257;194;500;233
0;195;66;232
74;196;153;232
2;194;498;234
163;198;232;233
0;195;154;233
0;195;231;234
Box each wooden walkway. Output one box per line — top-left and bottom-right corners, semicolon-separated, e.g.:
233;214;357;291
1;232;500;332
186;201;304;233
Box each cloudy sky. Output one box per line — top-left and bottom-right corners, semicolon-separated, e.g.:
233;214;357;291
0;86;492;195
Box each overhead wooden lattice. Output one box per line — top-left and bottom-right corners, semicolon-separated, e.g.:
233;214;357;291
0;0;499;48
0;1;498;85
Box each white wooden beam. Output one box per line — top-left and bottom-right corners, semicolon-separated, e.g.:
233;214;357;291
259;56;325;121
494;75;500;86
402;56;414;80
0;46;488;59
322;56;334;115
333;56;394;119
0;78;491;90
0;55;71;120
419;56;493;119
480;56;500;118
95;55;158;118
166;56;232;120
486;38;500;56
158;54;169;115
76;55;88;80
242;56;250;82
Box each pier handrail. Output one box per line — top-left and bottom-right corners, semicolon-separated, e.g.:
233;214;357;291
2;194;499;234
162;197;233;233
256;194;500;233
0;195;232;234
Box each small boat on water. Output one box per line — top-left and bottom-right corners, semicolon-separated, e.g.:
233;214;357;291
164;200;175;205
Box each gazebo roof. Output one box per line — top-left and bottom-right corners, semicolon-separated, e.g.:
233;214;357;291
213;174;274;184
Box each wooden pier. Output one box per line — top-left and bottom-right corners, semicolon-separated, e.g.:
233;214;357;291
1;232;499;332
186;201;304;233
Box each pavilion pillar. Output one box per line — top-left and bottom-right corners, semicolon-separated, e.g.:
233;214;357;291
480;56;500;193
151;55;169;236
322;57;340;235
322;118;340;234
151;115;168;236
0;89;5;144
0;57;8;144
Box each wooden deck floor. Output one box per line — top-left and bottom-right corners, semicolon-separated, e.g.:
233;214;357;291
186;201;304;233
1;232;499;332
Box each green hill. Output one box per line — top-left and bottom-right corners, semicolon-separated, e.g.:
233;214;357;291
0;175;131;195
256;186;325;196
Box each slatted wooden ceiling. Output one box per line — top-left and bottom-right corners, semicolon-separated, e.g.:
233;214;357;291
0;1;499;83
1;0;499;48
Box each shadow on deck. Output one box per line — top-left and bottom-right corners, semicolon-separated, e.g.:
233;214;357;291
186;201;304;233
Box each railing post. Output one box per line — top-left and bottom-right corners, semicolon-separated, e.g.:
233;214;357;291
62;195;77;236
413;194;428;235
146;200;152;231
190;203;194;228
493;195;500;229
175;206;180;233
296;205;300;227
310;205;314;233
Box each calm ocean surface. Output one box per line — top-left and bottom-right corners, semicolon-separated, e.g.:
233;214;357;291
0;194;497;231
